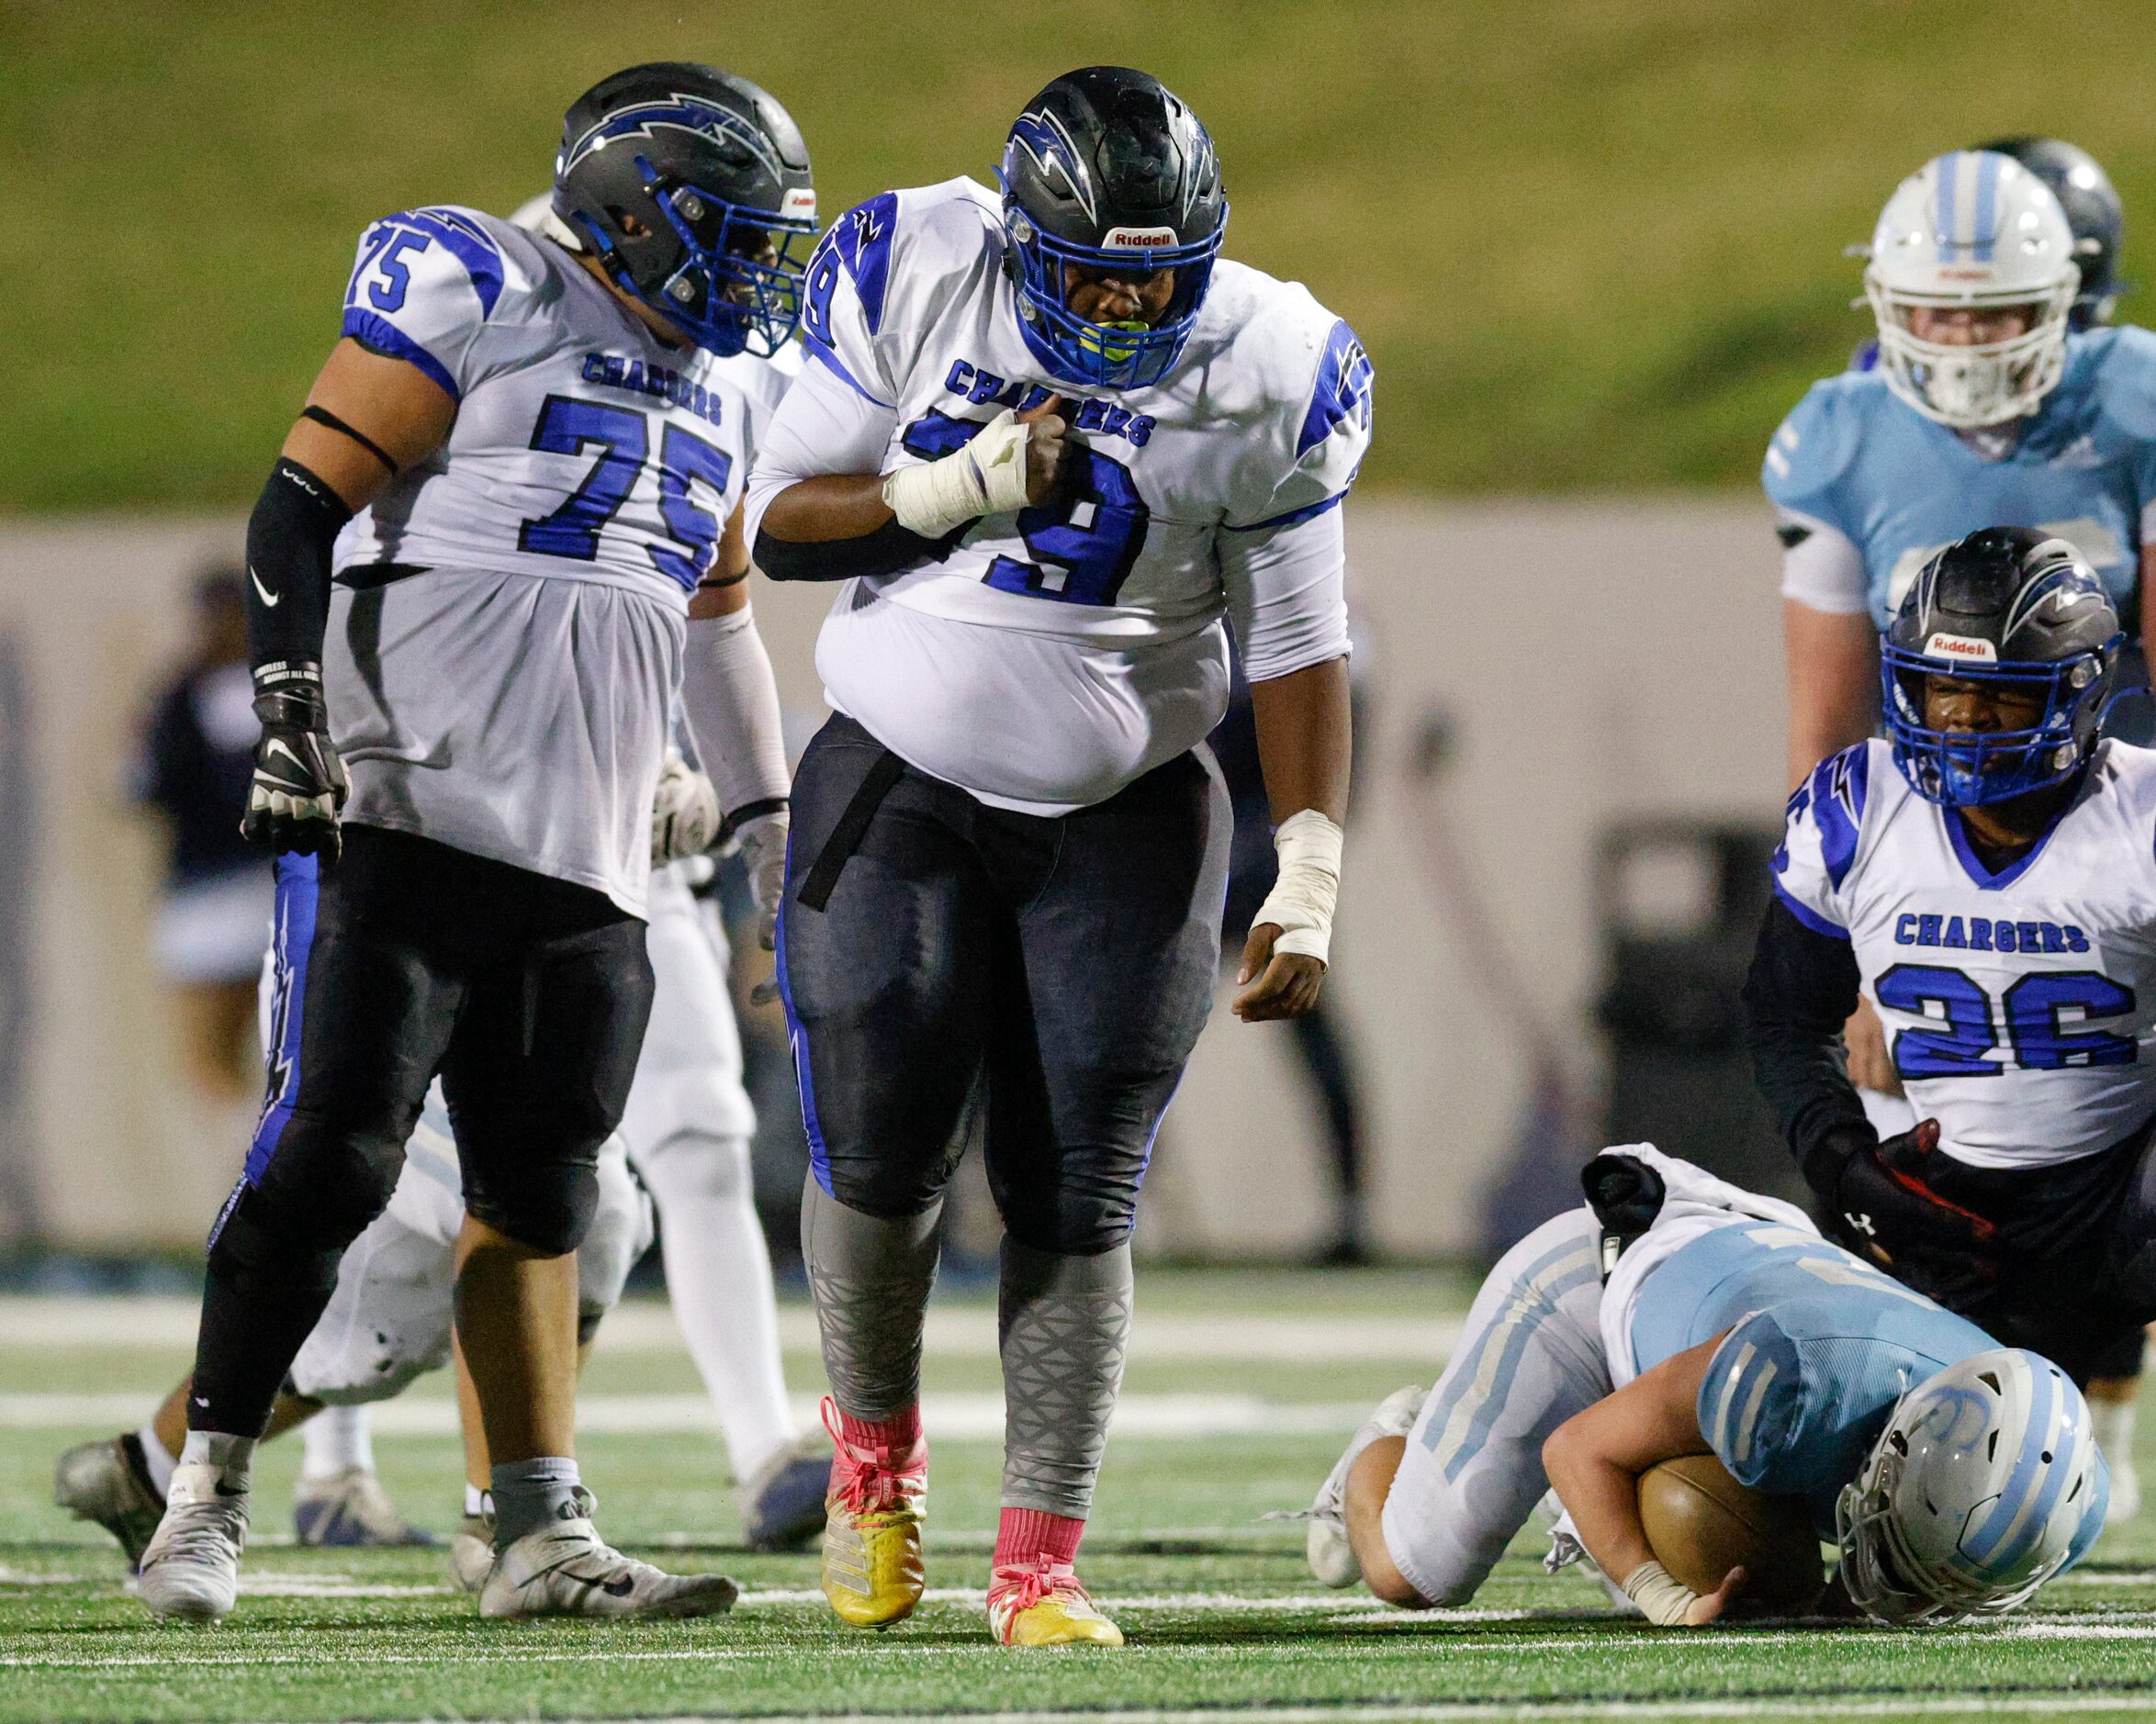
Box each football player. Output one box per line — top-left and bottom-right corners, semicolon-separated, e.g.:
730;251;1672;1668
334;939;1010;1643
1304;1147;2106;1624
744;67;1369;1644
1746;527;2156;1524
132;63;810;1622
1848;137;2127;371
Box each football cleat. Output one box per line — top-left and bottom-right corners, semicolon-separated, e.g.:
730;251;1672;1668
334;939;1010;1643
819;1399;927;1629
136;1463;248;1622
478;1512;737;1620
988;1558;1124;1647
293;1468;439;1548
1306;1383;1427;1588
740;1438;832;1553
54;1433;166;1569
449;1510;495;1595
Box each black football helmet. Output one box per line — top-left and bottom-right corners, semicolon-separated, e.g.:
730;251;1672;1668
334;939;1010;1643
998;66;1228;389
1882;526;2122;806
555;63;816;357
1976;137;2125;329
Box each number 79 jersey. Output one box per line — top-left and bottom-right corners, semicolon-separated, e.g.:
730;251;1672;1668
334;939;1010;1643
1774;737;2156;1166
332;205;777;599
743;177;1372;813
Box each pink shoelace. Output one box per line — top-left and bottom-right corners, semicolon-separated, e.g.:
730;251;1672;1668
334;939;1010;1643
820;1396;926;1516
990;1556;1088;1618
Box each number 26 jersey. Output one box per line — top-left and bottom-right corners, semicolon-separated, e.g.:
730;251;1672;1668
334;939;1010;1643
324;204;781;915
1774;738;2156;1166
743;177;1374;814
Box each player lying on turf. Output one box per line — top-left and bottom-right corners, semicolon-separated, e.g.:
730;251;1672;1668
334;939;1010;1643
1303;1147;2106;1625
1746;527;2156;1520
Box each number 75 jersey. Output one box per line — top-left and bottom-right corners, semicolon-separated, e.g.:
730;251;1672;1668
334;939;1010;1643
1774;737;2156;1166
332;204;780;599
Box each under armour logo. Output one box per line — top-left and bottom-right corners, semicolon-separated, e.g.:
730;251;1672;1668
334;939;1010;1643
1845;1210;1878;1237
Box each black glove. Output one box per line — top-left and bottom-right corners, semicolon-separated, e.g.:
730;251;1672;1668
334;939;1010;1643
241;666;348;860
1802;1118;1999;1301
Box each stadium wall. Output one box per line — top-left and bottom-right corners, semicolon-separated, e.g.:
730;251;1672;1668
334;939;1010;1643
0;502;1787;1257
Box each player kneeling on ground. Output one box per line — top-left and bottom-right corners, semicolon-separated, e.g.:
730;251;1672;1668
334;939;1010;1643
1303;1147;2106;1624
55;1082;650;1573
1746;527;2156;1519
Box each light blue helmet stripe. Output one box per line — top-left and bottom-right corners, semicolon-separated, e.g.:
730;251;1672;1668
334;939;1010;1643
1962;1355;2053;1563
1972;151;2000;263
1936;152;1960;263
1988;1368;2084;1574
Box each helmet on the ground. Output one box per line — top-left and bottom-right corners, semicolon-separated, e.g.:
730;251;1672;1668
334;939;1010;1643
555;63;817;357
1978;136;2125;330
1863;151;2080;427
998;66;1228;390
1882;526;2121;807
1836;1349;2106;1623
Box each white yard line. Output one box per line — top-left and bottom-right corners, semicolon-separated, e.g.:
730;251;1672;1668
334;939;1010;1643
0;1295;1458;1362
0;1389;1371;1439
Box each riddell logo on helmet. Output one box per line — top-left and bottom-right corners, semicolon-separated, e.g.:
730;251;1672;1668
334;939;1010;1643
781;187;817;218
1102;225;1178;248
1925;632;1998;662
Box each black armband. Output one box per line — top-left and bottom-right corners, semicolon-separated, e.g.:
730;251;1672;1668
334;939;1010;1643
1739;895;1873;1172
299;405;399;476
244;457;354;688
753;518;952;584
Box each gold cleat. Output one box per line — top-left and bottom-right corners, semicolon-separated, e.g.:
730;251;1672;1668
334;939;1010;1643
988;1560;1125;1647
819;1399;928;1629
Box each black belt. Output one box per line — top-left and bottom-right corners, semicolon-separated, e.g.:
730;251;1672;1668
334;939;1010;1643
796;750;906;912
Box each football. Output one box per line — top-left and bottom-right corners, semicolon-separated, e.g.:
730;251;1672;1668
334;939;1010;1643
1639;1454;1826;1615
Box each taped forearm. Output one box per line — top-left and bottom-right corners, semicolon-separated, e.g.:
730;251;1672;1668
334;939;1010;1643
679;605;791;823
1251;809;1344;965
1622;1560;1701;1627
244;457;353;688
1741;897;1871;1170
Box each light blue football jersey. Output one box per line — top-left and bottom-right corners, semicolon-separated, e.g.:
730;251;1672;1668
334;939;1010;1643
1765;326;2156;628
1631;1218;1996;1531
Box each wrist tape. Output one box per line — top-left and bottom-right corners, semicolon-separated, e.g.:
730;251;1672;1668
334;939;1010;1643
881;408;1032;537
1621;1559;1701;1627
1252;808;1345;965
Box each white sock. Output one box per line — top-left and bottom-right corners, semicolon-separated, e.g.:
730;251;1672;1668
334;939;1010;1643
178;1429;254;1484
638;1132;799;1480
135;1423;177;1497
298;1402;375;1481
2094;1398;2139;1469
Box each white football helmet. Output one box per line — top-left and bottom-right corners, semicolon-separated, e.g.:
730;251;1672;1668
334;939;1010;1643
1864;151;2081;429
1836;1348;2107;1624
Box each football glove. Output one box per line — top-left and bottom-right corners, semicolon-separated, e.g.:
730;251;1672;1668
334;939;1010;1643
652;750;722;868
1804;1119;1999;1300
242;667;348;860
734;808;789;1005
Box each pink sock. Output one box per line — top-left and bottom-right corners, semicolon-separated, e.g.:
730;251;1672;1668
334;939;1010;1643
994;1506;1084;1570
834;1403;922;1458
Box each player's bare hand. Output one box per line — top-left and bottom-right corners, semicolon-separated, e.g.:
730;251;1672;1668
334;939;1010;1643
1017;393;1072;505
1233;922;1327;1021
1682;1565;1746;1627
1843;996;1902;1094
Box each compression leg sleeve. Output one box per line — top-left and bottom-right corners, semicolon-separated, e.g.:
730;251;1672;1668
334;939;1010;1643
997;1237;1134;1518
800;1178;942;1421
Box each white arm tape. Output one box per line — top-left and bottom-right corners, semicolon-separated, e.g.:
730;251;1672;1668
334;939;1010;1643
881;407;1031;538
1621;1560;1701;1628
679;604;792;820
1251;808;1344;966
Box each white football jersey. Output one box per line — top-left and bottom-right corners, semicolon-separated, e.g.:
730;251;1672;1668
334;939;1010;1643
323;205;784;914
744;177;1372;812
1774;738;2156;1167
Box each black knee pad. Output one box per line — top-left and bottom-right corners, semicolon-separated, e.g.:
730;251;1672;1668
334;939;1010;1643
997;1191;1136;1259
217;1116;406;1272
464;1158;599;1258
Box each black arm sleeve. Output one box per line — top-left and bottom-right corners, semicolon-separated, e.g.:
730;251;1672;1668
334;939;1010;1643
243;457;354;685
753;519;952;584
1739;895;1874;1177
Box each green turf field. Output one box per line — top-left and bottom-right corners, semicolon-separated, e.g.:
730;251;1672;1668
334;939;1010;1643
11;1;2156;510
4;1271;2154;1721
